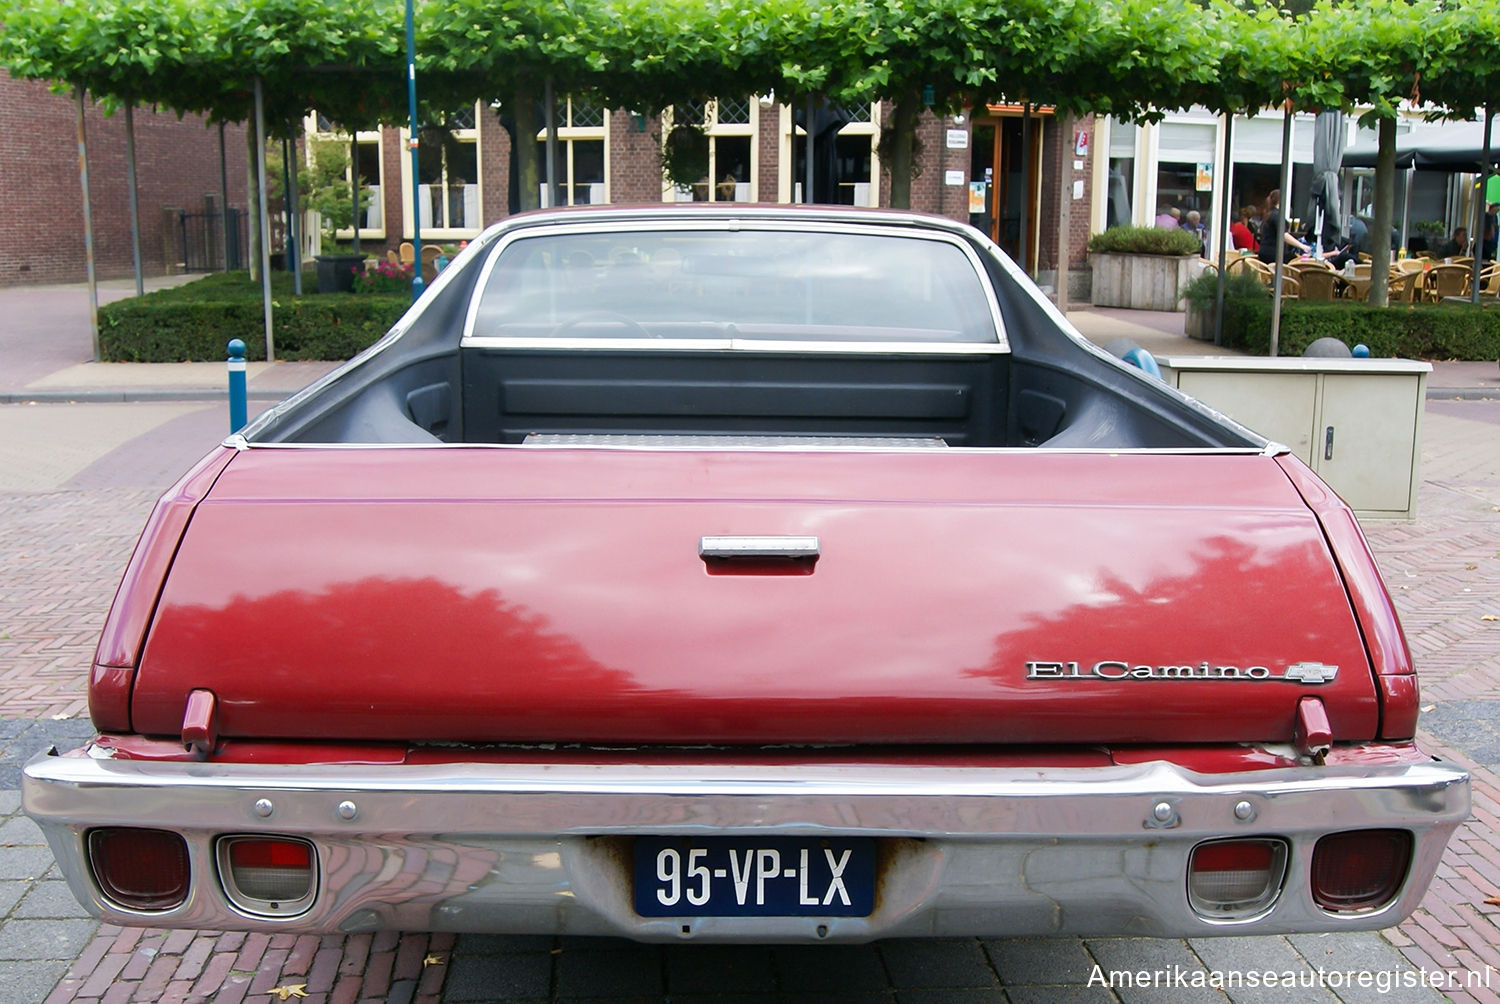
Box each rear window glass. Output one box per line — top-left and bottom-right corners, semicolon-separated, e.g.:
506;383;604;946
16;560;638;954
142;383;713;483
469;228;998;343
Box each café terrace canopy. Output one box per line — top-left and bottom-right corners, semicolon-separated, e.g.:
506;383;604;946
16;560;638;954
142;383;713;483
1343;119;1498;172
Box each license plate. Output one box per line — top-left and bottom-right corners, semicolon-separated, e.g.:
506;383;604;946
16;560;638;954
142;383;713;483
633;837;875;917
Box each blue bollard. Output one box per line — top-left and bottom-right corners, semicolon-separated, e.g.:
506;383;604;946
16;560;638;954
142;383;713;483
227;338;247;434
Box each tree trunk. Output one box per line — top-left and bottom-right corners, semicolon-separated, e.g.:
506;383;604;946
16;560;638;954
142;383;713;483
514;88;541;211
246;124;261;282
886;95;919;210
1370;116;1396;307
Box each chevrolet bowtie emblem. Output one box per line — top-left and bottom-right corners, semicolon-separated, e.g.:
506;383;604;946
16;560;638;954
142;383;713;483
1026;660;1340;684
1283;661;1340;684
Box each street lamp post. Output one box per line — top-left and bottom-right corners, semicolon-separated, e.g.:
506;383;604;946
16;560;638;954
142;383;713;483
406;0;424;300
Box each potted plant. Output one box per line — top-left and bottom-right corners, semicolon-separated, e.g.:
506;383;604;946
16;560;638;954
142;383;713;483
1179;267;1269;342
1087;225;1206;312
305;138;372;293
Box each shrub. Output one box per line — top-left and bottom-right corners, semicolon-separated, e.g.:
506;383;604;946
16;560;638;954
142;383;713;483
1186;269;1500;360
353;260;414;294
1233;300;1500;359
1087;225;1203;257
99;272;409;362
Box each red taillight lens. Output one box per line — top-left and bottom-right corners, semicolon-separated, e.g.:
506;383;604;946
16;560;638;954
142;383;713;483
1312;829;1412;912
1188;839;1287;919
220;837;316;914
87;827;190;911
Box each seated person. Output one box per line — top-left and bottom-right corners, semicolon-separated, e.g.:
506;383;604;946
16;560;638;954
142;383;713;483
1230;206;1259;252
1434;227;1468;259
1154;206;1181;230
1179;210;1208;254
1256;189;1311;264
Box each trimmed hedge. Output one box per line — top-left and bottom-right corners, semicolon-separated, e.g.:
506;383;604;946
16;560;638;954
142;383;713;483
1085;225;1203;257
1228;300;1500;360
99;272;410;362
1184;272;1500;360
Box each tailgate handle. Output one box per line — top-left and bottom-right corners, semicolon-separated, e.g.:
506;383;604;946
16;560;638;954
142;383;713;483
699;536;820;561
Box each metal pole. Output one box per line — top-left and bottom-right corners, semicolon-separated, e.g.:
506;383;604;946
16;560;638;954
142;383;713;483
124;102;143;297
227;338;248;434
804;95;814;204
286;130;302;295
1474;105;1492;304
219;123;232;271
1055;114;1073;314
1213;114;1234;347
1270;104;1293;359
75;89;100;361
544;77;559;208
350;135;361;255
405;0;424;299
254;77;276;361
1020;104;1033;272
1400;165;1413;254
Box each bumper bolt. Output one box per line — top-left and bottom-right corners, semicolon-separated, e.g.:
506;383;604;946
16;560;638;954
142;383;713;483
253;798;274;818
1234;800;1256;821
1152;801;1174;822
338;800;358;821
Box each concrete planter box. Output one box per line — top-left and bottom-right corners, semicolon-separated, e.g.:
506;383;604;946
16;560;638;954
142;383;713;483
1089;252;1198;312
1184;303;1214;340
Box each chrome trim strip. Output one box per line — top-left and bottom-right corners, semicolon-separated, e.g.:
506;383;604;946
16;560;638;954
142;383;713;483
25;756;1467;837
233;440;1274;456
458;337;1010;355
24;753;1467;940
459;219;1009;352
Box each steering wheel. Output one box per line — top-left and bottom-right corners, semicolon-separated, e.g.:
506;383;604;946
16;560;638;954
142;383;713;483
550;311;654;338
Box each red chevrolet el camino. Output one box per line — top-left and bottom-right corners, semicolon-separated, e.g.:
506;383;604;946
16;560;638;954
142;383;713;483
25;207;1467;941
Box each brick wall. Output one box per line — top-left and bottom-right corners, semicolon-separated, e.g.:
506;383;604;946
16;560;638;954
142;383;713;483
609;111;666;205
757;104;780;203
1036;114;1096;275
908;109;969;224
0;70;248;286
378;125;407;251
479;107;511;226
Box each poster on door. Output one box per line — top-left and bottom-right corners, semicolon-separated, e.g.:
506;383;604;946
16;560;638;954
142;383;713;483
1196;163;1213;192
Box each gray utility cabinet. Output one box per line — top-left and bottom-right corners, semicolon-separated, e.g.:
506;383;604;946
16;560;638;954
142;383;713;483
1159;356;1431;521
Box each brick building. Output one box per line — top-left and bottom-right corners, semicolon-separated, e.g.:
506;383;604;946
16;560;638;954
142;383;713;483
0;70;250;287
313;97;1096;292
2;73;1101;290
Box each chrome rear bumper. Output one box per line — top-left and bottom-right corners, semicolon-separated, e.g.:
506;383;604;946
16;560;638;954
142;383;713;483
23;751;1468;941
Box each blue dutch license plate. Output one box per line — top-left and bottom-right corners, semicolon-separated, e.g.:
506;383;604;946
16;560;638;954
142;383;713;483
633;836;875;917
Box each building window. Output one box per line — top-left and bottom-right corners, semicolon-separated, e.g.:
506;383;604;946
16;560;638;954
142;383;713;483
664;99;756;203
537;98;609;207
780;103;879;206
305;114;384;241
1105;118;1136;228
1155;120;1217;222
405;104;481;238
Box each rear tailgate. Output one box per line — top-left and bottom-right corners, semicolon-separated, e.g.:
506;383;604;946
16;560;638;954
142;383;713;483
128;447;1379;745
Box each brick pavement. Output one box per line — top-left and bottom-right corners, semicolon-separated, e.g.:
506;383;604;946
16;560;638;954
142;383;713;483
0;397;1496;1002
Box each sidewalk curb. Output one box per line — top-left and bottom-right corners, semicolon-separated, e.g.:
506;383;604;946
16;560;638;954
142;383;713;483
0;389;291;405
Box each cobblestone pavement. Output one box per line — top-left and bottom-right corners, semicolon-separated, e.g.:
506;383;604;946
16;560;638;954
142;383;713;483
0;397;1496;1002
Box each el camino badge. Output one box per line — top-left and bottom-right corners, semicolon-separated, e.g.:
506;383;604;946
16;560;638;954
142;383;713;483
1026;660;1339;684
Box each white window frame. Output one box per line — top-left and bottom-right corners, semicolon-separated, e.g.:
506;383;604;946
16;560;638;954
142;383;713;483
661;99;759;203
777;103;881;206
302;114;387;250
538;97;610;207
399;102;483;241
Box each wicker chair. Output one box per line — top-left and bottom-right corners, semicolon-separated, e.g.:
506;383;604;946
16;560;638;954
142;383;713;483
1426;263;1472;300
1296;268;1341;301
